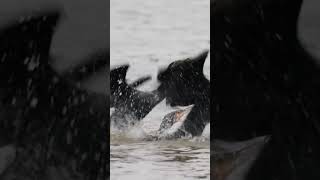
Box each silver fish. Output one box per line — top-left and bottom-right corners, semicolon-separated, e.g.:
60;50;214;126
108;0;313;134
145;104;194;140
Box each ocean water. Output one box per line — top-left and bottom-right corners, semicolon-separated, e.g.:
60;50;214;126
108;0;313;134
110;0;210;179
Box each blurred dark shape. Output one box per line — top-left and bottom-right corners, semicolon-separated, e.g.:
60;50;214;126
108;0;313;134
213;0;320;179
212;136;269;180
63;50;108;82
0;9;108;180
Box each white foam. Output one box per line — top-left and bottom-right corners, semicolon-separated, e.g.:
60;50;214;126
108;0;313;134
201;123;210;139
140;99;178;135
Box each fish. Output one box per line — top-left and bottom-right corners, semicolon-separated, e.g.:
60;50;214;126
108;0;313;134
142;102;194;140
157;104;194;139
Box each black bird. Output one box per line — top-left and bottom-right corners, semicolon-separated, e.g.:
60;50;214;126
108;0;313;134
110;64;162;129
157;51;210;136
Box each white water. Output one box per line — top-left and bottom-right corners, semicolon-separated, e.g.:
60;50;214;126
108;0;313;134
110;0;210;179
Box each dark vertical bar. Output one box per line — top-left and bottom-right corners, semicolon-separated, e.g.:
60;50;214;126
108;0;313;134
107;0;110;179
0;0;109;179
210;0;213;179
212;0;320;179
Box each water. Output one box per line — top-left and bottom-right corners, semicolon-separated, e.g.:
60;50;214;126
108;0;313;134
110;0;210;89
110;0;210;179
111;138;209;180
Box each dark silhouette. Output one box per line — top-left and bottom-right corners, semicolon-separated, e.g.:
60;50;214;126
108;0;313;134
110;64;162;128
0;10;108;180
62;50;108;81
213;0;320;179
157;51;210;136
